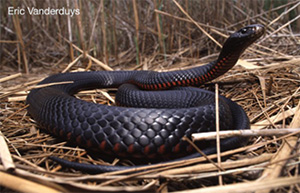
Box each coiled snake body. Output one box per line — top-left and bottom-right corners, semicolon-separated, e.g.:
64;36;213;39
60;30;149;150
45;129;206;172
27;24;264;173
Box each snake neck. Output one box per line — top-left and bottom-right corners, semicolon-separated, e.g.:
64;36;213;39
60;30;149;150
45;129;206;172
204;48;242;81
179;48;242;87
133;50;242;90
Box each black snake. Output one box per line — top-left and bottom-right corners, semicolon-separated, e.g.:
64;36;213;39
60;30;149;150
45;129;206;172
27;24;264;173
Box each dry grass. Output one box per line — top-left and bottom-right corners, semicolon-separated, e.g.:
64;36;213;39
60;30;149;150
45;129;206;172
1;0;300;192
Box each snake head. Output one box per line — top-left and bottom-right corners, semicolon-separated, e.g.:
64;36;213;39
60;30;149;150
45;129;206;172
219;24;265;60
233;24;265;44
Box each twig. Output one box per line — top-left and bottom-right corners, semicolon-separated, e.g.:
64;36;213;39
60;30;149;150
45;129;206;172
183;137;222;171
215;83;223;185
100;0;108;64
154;9;224;32
66;0;74;61
7;96;27;102
172;0;222;48
74;0;86;58
0;73;22;83
257;76;267;107
251;107;297;130
11;2;28;74
252;90;277;129
192;128;300;141
132;0;140;64
98;90;115;103
62;54;83;73
60;36;113;71
0;81;72;100
0;131;15;172
0;171;62;193
258;1;300;43
87;1;102;53
159;153;272;176
3;104;29;124
173;176;300;193
153;0;164;53
261;14;300;43
256;102;300;193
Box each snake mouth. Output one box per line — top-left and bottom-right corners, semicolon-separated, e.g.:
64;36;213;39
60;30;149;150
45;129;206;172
255;24;265;35
249;24;265;41
234;24;265;42
237;24;265;45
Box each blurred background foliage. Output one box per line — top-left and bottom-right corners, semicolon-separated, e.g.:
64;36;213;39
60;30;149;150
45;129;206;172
0;0;299;72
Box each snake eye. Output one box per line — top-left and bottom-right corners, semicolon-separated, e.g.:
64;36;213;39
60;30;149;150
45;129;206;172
240;28;248;34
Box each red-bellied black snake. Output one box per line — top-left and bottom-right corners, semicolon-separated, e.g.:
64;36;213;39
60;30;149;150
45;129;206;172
27;24;265;173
